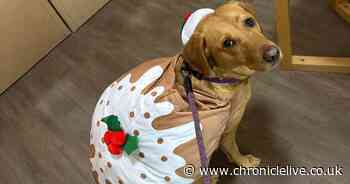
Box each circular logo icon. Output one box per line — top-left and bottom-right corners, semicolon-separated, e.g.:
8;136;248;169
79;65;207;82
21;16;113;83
183;164;195;177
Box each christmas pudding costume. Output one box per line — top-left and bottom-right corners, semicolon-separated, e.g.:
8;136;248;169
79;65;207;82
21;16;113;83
89;9;251;184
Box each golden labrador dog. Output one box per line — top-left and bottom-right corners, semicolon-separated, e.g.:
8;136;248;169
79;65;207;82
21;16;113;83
89;1;282;184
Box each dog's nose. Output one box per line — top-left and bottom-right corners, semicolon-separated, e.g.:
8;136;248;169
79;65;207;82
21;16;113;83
262;45;280;64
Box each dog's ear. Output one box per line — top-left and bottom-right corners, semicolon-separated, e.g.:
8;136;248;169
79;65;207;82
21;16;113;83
182;33;211;76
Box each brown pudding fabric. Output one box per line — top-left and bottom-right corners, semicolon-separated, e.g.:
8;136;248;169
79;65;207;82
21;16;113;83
124;55;250;180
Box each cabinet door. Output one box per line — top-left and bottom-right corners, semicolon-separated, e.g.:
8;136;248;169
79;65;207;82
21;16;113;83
50;0;110;31
0;0;70;94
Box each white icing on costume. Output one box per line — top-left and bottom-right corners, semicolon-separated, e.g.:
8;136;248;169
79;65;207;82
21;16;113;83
90;66;196;184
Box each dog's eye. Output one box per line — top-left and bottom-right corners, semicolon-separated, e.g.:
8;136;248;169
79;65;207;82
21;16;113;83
223;39;237;48
244;17;256;28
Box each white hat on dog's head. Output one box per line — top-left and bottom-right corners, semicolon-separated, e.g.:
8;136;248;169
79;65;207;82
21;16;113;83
181;8;215;45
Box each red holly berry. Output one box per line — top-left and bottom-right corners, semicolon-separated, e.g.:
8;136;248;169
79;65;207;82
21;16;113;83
110;131;126;146
103;131;113;145
108;144;122;155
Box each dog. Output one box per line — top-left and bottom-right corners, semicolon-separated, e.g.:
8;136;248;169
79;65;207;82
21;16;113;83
89;1;282;184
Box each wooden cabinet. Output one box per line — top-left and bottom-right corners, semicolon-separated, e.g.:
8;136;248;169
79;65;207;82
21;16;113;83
275;0;350;73
0;0;70;94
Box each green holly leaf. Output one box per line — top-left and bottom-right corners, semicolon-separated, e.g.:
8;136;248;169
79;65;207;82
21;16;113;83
124;135;139;155
101;115;122;131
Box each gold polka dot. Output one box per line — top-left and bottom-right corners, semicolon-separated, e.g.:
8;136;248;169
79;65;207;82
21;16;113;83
105;179;112;184
98;152;102;159
101;137;105;144
151;91;157;96
97;121;100;127
129;111;135;118
139;152;145;158
164;176;171;182
107;162;112;168
144;112;150;119
161;156;168;162
157;138;164;144
131;86;136;91
133;130;140;136
118;85;123;90
140;173;147;179
100;168;104;173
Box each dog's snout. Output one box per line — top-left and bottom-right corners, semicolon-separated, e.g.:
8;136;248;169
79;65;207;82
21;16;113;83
262;45;280;64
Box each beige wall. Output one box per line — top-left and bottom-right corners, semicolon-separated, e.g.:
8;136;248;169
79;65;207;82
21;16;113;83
0;0;70;94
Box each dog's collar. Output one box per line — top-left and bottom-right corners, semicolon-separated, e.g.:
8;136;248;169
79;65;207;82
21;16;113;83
180;61;247;84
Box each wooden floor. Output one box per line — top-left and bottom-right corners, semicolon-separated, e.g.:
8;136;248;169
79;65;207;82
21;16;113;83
0;0;349;184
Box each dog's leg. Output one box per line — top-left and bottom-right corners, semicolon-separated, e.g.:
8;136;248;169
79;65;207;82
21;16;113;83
220;105;261;168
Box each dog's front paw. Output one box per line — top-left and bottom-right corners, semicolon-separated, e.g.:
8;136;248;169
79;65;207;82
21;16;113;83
237;154;261;168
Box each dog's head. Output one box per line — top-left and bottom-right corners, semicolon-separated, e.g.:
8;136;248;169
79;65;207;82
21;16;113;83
182;1;282;79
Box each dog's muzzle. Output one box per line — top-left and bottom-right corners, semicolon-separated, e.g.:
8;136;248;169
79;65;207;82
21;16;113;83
262;45;281;65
